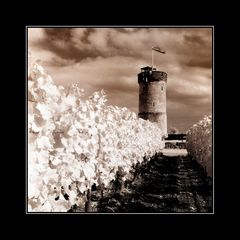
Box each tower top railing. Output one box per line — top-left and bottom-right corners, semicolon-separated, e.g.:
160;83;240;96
140;66;157;72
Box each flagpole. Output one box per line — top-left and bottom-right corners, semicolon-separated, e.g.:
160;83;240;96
152;46;166;69
152;48;154;68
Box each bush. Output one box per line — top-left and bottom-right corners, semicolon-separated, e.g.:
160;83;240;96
28;63;165;212
186;115;212;176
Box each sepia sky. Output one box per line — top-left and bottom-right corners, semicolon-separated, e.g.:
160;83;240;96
28;27;212;133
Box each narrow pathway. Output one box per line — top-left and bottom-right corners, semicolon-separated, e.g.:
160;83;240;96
97;154;213;213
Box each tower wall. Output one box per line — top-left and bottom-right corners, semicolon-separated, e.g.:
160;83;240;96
138;68;168;137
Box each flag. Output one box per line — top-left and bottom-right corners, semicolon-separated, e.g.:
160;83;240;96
152;46;166;54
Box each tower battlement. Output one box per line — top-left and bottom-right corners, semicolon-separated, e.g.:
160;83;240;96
138;66;167;83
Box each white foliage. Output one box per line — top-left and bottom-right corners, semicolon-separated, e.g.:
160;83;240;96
28;62;165;212
186;115;212;170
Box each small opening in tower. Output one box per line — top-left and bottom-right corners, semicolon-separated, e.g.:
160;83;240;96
161;86;164;91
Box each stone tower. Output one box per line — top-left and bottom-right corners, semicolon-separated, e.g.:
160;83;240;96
138;66;168;138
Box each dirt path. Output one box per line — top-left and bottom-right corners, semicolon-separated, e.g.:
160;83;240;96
97;154;213;213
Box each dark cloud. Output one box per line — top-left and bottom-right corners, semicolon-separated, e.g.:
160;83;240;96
28;27;212;132
32;28;212;69
37;40;93;64
44;28;72;41
33;28;143;64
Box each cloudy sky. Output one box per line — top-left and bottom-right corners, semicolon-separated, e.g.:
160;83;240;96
28;27;212;133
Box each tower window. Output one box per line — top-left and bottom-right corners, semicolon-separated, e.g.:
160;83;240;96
161;86;164;91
